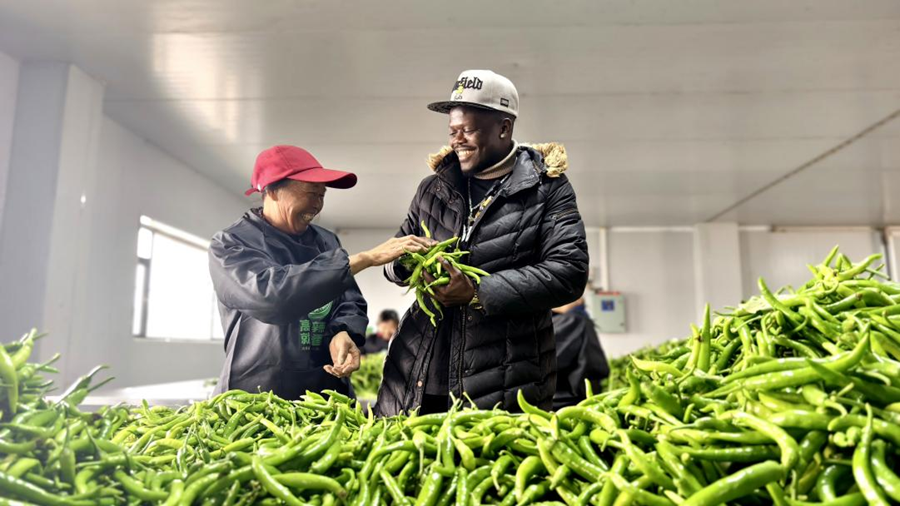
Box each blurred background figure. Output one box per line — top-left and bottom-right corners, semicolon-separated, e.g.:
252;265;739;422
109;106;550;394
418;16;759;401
552;295;610;409
362;309;399;355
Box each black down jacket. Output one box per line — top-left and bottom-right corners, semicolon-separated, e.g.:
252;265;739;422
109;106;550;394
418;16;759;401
375;143;589;416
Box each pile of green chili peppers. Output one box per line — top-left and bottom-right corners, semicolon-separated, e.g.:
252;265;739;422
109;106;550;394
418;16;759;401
399;221;490;327
3;246;900;505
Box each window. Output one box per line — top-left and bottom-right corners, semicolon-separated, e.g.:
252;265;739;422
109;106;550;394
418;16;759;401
132;216;224;340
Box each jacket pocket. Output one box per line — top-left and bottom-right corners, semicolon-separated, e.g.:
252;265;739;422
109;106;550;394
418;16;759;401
551;208;579;222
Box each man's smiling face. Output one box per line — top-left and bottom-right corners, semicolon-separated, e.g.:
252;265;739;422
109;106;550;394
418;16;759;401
448;106;513;176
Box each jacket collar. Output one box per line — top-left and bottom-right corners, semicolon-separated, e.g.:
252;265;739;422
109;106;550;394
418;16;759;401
428;142;568;198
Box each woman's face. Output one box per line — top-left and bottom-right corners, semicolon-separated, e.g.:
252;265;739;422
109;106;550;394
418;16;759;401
273;180;326;234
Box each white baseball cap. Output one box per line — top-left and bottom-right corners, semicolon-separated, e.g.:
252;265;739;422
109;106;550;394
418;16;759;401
427;70;519;118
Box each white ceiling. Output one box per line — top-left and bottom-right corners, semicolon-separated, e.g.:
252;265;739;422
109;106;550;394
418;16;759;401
1;0;899;227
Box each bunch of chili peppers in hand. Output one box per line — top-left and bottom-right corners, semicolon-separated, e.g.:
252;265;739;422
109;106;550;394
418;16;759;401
400;221;489;326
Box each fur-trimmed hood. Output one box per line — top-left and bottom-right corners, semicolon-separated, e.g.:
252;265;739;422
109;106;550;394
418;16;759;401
427;142;568;178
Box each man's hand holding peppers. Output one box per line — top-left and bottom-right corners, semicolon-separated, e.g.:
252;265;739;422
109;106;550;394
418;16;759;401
424;258;476;307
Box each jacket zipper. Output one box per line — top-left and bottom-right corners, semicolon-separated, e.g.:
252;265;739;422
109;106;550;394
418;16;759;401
467;182;510;239
455;180;511;403
457;307;466;401
450;184;468;403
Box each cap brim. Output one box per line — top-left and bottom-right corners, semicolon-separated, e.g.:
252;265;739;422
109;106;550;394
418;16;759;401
427;100;505;115
287;167;358;189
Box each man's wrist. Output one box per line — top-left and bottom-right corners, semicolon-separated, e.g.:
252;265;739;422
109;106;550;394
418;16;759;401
387;259;413;285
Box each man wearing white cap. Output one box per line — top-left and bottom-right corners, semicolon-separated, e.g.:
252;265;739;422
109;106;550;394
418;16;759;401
376;70;589;415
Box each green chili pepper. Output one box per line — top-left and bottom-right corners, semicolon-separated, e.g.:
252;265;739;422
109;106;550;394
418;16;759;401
787;494;866;506
518;480;551;505
0;346;18;419
851;406;890;506
640;382;684;420
251;456;303;506
871;440;900;502
631;357;684;378
606;473;674;506
668;444;781;462
759;278;804;324
273;472;348;499
514;456;545;503
162;480;186;506
577;481;605;506
549;438;605;482
9;331;36;369
610;431;675;491
681;461;784;506
517;390;551;420
726;411;800;470
816;464;849;501
454;467;468;506
617;367;641;408
114;469;169;500
413;471;443;506
0;469;93;506
656;441;703;496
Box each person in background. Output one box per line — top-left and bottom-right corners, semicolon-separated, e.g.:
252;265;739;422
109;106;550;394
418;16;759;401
209;145;433;400
361;309;399;355
552;295;610;409
376;70;589;416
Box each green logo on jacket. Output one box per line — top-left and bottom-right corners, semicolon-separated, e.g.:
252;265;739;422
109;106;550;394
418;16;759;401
300;301;333;349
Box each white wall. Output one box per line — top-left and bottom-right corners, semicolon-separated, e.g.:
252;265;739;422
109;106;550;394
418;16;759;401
41;65;106;383
0;50;17;228
60;117;248;388
888;230;900;280
0;62;248;387
740;229;885;299
0;63;72;342
0;62;247;388
600;230;698;358
335;228;415;329
693;223;743;316
596;227;888;359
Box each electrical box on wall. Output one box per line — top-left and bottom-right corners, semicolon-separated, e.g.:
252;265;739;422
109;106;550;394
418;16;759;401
591;291;626;333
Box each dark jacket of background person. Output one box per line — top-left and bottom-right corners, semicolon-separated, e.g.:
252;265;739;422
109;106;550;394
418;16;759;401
361;333;390;355
552;305;610;409
375;143;589;415
362;309;399;355
209;209;367;399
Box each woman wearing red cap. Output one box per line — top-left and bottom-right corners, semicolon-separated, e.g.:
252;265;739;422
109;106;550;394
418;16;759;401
209;145;433;400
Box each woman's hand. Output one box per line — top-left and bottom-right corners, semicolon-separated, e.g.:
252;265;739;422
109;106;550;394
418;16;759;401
324;331;361;379
350;235;435;274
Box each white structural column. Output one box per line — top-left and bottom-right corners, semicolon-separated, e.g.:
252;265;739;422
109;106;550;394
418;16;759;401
0;51;18;229
693;222;744;316
0;63;105;366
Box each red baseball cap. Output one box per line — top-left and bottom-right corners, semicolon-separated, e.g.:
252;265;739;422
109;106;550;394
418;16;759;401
244;145;358;196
